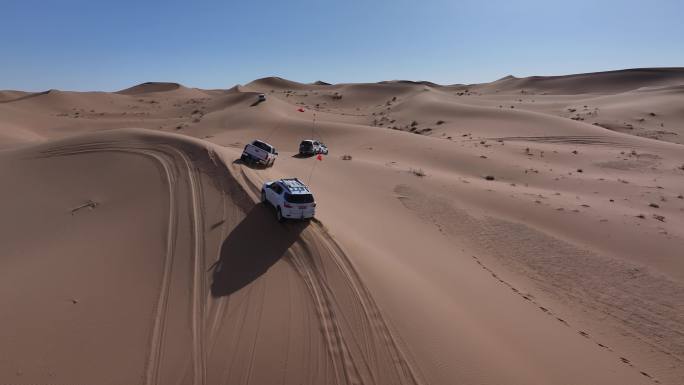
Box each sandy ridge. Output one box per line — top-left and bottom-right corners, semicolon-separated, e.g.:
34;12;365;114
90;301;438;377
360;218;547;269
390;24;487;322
33;130;424;384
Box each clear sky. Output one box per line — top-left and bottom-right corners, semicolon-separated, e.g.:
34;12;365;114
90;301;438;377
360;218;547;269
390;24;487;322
2;0;682;91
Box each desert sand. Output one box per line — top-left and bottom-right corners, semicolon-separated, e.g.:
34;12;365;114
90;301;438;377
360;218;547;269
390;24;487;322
1;68;683;385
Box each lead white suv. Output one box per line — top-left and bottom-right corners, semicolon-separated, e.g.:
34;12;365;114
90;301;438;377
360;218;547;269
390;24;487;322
261;178;316;222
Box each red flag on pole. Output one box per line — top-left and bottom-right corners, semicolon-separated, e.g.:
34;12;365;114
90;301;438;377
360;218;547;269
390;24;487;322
316;154;323;161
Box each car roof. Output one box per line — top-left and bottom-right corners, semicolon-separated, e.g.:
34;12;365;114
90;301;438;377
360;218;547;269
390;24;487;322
277;178;312;195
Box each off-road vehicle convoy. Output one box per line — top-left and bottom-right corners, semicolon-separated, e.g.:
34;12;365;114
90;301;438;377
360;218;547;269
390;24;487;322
261;178;316;221
241;138;322;221
241;139;277;166
299;140;328;156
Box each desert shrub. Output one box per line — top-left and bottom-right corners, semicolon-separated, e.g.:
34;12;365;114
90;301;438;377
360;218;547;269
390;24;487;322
341;154;352;160
410;168;426;177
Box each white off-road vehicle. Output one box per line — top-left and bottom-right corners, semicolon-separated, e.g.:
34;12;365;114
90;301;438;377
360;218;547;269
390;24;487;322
299;139;328;156
261;178;316;222
241;140;277;167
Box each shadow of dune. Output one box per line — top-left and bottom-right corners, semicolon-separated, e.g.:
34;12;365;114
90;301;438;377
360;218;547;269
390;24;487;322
210;203;308;297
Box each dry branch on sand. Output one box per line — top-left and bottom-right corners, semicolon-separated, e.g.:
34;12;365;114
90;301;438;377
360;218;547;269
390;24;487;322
71;200;99;214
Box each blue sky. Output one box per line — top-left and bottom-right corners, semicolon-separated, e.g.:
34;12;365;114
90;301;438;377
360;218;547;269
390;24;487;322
1;0;682;91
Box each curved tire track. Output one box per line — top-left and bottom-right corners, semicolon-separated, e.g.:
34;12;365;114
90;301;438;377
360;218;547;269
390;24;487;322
39;136;423;385
39;139;208;385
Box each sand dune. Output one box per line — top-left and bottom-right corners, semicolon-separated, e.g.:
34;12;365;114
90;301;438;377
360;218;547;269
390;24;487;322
0;90;46;103
1;68;683;385
246;76;319;92
117;82;184;95
476;67;684;94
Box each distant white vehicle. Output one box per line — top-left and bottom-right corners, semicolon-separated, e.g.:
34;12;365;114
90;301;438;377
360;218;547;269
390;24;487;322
257;93;266;102
299;139;328;156
241;139;277;167
261;178;316;222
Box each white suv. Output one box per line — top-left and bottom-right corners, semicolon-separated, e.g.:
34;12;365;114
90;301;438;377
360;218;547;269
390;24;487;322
261;178;316;222
299;140;328;156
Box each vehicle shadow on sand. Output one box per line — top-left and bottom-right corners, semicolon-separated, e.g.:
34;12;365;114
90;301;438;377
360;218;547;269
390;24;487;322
291;153;314;159
210;203;309;297
232;158;270;170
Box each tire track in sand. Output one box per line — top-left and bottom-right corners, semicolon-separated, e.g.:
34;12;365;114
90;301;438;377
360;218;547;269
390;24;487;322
289;228;423;385
234;163;423;385
39;140;208;385
173;148;207;385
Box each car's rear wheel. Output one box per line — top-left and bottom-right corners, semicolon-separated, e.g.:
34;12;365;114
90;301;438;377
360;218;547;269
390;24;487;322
276;207;285;222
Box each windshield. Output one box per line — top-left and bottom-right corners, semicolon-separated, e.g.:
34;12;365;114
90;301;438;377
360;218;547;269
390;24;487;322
285;193;314;204
252;141;272;152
